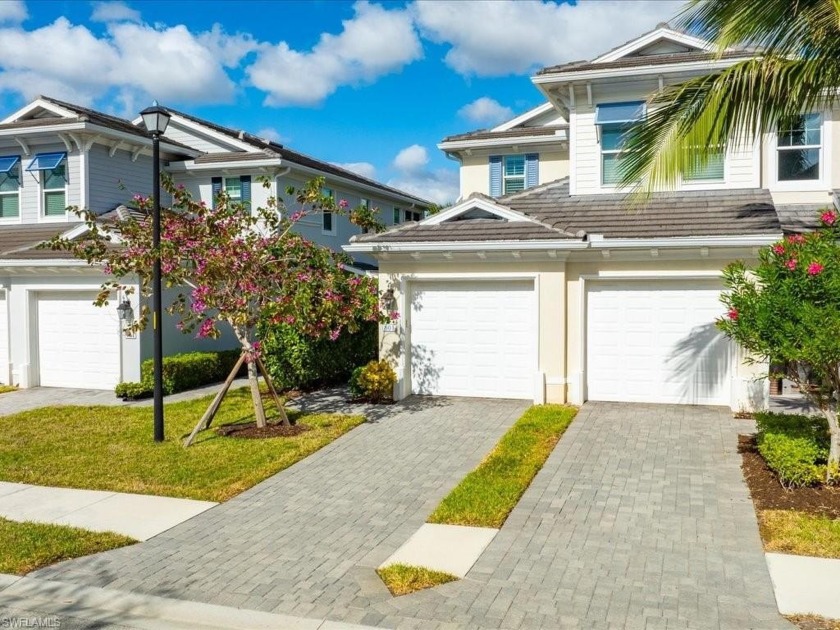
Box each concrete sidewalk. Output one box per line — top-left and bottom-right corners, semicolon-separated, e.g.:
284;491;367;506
0;482;216;541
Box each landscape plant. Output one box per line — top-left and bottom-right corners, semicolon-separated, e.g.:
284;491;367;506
49;176;385;444
718;210;840;481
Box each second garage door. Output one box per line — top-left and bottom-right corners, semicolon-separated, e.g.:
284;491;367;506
586;279;733;406
36;292;121;389
409;281;536;399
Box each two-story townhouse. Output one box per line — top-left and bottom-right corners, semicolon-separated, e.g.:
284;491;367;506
346;24;840;412
0;96;430;390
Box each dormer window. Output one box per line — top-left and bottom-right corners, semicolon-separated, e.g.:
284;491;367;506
0;156;21;219
595;101;645;186
489;154;538;196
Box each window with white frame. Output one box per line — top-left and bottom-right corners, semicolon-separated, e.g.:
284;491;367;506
0;156;20;219
393;207;401;224
595;101;645;186
503;155;525;194
404;209;423;222
777;113;821;182
26;152;68;217
684;149;725;182
322;187;335;233
224;177;242;200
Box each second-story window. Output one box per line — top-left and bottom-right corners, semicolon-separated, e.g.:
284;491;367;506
489;154;539;196
405;209;423;222
26;152;68;218
224;177;241;201
595;101;645;186
503;155;525;193
211;175;251;210
0;156;21;219
322;187;335;234
393;207;401;224
777;113;821;182
684;149;725;182
360;198;370;233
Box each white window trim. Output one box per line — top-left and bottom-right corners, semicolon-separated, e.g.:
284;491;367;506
38;163;69;224
769;111;828;192
405;209;423;222
502;155;526;195
393;207;402;225
679;148;729;190
222;176;242;201
0;160;22;225
321;187;337;236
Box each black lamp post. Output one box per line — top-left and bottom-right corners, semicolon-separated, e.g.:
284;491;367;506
140;102;171;443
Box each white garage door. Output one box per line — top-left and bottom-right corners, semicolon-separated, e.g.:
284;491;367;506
0;293;7;385
409;281;536;399
586;280;733;406
37;293;121;389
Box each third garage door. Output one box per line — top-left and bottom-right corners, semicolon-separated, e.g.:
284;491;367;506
409;281;536;399
586;279;733;406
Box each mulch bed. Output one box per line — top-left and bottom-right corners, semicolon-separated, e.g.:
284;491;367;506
787;615;840;630
739;434;840;519
216;422;310;439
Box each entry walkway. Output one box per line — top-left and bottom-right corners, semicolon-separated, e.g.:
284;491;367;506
31;401;789;629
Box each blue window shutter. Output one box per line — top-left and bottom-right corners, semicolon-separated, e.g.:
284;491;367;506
489;155;502;196
240;175;251;208
211;177;222;209
525;154;539;188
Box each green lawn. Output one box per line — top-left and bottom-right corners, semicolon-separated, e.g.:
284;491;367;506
0;518;135;575
759;510;840;559
0;387;364;502
428;404;577;528
376;564;458;596
0;385;16;395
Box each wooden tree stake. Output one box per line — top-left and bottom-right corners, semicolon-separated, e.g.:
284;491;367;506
183;352;246;447
256;356;291;426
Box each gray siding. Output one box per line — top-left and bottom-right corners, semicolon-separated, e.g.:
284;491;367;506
88;145;153;213
162;122;240;153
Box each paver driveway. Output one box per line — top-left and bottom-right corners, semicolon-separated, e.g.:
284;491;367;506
32;400;788;629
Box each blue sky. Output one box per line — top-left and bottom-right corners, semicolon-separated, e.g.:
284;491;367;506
0;0;682;203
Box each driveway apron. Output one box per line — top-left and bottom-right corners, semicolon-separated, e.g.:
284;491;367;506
31;400;788;629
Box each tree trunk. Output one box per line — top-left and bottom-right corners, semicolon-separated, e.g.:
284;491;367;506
233;324;267;429
825;407;839;482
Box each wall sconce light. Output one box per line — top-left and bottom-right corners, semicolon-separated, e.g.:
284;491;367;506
116;299;135;326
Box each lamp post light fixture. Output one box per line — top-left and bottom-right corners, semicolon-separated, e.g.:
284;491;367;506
140;101;171;443
116;299;134;325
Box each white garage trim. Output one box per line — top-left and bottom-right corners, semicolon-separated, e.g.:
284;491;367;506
401;274;540;401
0;289;8;385
580;275;735;406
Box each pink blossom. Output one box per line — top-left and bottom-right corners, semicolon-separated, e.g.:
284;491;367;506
786;258;798;270
388;310;400;320
821;210;838;226
338;199;349;209
727;309;738;321
329;328;341;341
807;262;824;276
196;318;215;339
771;244;785;256
290;211;305;222
786;234;806;244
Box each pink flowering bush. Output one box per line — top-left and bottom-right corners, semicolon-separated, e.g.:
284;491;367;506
48;175;386;429
718;208;840;480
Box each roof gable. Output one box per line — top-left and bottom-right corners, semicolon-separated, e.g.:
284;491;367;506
423;195;539;225
593;26;714;63
0;97;77;125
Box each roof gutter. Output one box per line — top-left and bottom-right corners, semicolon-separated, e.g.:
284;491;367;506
438;131;568;153
167;157;284;172
531;56;751;84
588;234;782;249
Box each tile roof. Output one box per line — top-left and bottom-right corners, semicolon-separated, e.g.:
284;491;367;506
441;126;567;144
0;223;83;260
352;218;572;243
538;50;753;75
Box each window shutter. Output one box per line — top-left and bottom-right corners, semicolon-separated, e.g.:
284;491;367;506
489;155;502;196
211;177;222;209
240;175;251;208
525;154;539;188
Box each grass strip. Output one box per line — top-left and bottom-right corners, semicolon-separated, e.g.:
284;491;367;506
0;518;135;575
0;387;364;502
376;564;458;596
759;509;840;559
428;404;577;528
0;385;16;395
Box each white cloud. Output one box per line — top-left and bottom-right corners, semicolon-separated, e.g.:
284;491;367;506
392;144;428;173
247;1;422;106
198;24;258;68
0;0;26;24
256;127;285;144
0;17;241;107
90;2;141;23
390;144;457;204
335;161;377;179
414;0;684;76
459;97;513;126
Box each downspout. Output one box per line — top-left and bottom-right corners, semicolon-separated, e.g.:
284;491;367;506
272;167;292;217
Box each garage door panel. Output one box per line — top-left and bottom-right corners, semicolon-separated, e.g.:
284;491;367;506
587;281;733;406
37;293;121;390
410;281;535;399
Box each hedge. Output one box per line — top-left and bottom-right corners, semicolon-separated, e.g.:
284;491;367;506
259;321;376;391
754;412;831;487
115;349;244;399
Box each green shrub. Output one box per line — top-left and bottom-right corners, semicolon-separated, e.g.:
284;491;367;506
348;366;365;399
754;412;830;487
259;321;376;391
355;360;396;403
116;349;243;398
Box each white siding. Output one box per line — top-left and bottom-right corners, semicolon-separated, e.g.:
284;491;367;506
162;121;243;153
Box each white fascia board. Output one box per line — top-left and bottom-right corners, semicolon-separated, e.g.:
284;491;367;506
85;125;201;158
0;121;86;137
423;197;537;225
589;234;782;249
593;28;715;63
286;160;430;208
0;259;96;268
532;56;750;85
0;98;78;125
492;102;556;132
344;240;587;254
438;131;568;152
167;157;284;172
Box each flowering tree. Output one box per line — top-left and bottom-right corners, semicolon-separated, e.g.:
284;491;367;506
48;176;385;443
718;209;840;480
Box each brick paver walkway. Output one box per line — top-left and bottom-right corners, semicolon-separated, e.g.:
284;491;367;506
33;400;788;629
